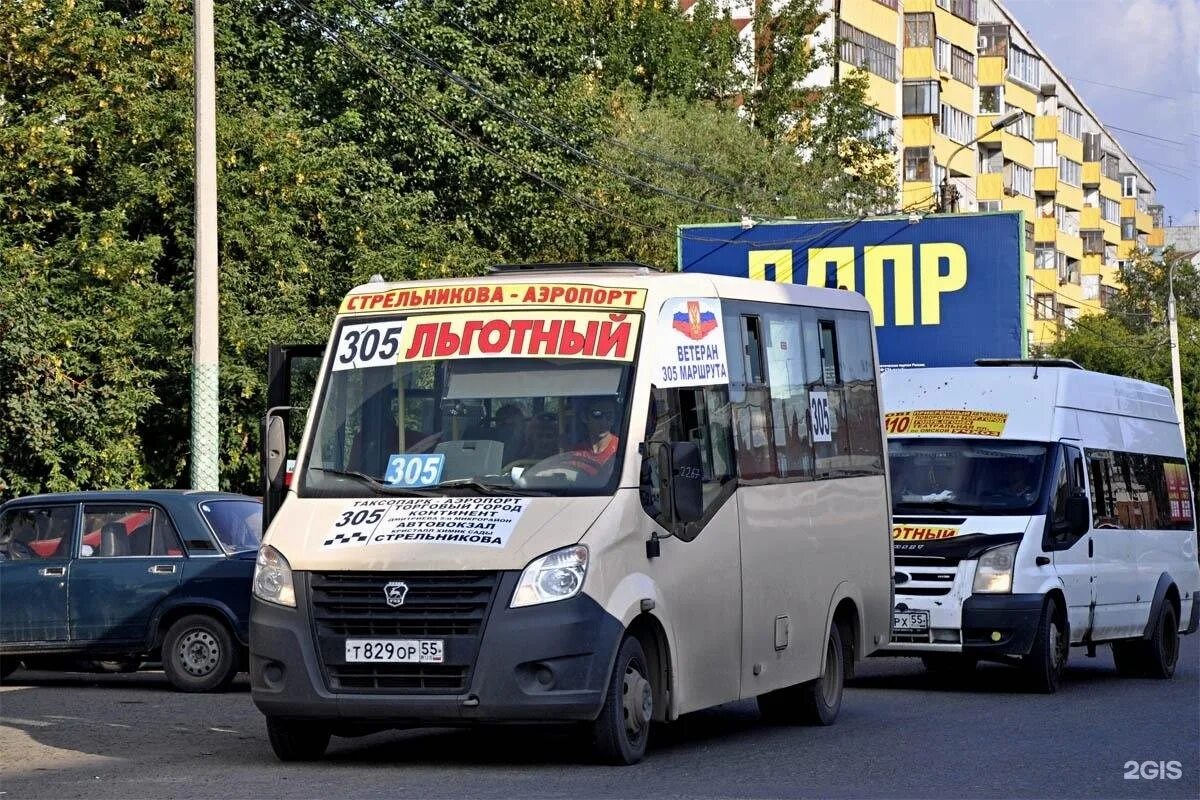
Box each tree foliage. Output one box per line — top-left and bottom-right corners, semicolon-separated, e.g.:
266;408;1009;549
0;0;894;497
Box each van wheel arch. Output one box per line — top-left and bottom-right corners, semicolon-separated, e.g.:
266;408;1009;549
831;598;860;680
1143;574;1180;640
625;613;672;722
154;605;242;652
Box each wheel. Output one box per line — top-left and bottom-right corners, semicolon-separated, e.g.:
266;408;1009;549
757;622;845;726
1111;640;1147;677
162;614;239;693
920;654;978;675
92;659;141;674
1142;602;1179;679
266;717;331;762
1023;596;1067;694
0;656;21;680
591;635;654;765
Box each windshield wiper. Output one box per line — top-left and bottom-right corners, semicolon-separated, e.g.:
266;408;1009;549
308;467;437;497
894;500;980;512
432;478;552;497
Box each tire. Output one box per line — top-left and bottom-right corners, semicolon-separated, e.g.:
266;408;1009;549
591;635;654;765
266;717;331;762
1142;602;1180;679
920;654;978;675
1023;596;1068;694
0;656;21;680
162;614;239;693
757;622;845;726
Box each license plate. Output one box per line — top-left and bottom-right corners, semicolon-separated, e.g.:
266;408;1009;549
344;639;444;663
892;610;929;633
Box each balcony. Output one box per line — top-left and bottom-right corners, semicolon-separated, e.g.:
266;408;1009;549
1136;211;1153;234
1082;162;1100;185
1081;207;1101;229
1034;167;1058;193
1148;229;1165;247
1034;216;1057;243
1034;115;1058;140
977;172;1004;200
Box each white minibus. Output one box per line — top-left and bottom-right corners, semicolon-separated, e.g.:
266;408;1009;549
882;360;1198;692
250;263;893;763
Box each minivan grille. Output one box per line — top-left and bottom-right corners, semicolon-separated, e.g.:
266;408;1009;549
895;555;959;597
308;571;500;694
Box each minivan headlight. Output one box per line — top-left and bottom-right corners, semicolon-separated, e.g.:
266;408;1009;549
511;545;588;608
253;545;296;608
973;542;1018;594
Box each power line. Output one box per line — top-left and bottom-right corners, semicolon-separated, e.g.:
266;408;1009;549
1065;76;1177;102
1105;124;1185;147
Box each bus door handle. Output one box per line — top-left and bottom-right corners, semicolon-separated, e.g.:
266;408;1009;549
39;566;66;577
1088;538;1093;558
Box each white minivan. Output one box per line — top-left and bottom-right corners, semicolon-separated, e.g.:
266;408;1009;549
881;359;1198;692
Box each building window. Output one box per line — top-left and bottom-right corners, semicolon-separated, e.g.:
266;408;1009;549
1036;140;1057;168
1121;217;1136;240
1035;247;1056;268
874;0;899;7
1082;274;1100;300
1104;244;1117;265
839;21;898;82
979;200;1002;212
1100;284;1119;308
1102;152;1120;181
1082;230;1103;254
1059;107;1082;139
1082;133;1102;162
1061;306;1080;327
951;45;975;86
1035;294;1056;320
1007;109;1033;140
979;145;1003;173
865;110;895;143
1007;44;1040;86
978;22;1010;57
1056;204;1079;235
980;85;1003;115
935;37;951;71
1122;174;1137;197
1059;156;1082;186
1102;197;1120;223
1084;187;1099;207
1150;206;1164;228
904;147;933;181
1026;220;1035;252
903;81;940;116
905;13;935;48
937;103;975;144
951;0;977;23
1006;163;1033;197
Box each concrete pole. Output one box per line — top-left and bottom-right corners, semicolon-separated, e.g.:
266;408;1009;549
1167;265;1185;444
191;0;220;490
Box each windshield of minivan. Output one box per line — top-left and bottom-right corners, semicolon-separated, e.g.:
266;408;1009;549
302;314;639;498
888;438;1051;514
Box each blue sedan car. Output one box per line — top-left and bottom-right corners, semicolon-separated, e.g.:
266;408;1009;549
0;490;261;692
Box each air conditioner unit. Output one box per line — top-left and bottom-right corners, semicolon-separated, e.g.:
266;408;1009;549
1003;187;1019;197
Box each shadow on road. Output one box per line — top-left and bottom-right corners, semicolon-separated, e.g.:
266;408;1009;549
849;654;1134;694
1;668;251;693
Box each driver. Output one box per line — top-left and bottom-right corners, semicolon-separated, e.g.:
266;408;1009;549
1001;460;1036;499
561;398;621;478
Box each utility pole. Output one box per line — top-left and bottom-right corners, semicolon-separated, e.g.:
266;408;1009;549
191;0;220;490
1167;257;1185;444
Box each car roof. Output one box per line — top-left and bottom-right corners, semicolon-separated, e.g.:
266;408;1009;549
0;490;260;510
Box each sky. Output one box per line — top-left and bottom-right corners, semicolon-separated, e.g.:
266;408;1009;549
1003;0;1200;227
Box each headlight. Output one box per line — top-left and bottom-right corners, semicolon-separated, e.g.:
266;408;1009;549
973;542;1018;594
253;545;296;608
511;545;588;608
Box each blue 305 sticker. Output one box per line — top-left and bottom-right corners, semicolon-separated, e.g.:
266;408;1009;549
384;453;445;487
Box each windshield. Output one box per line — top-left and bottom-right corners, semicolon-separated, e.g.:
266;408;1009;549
888;438;1052;515
301;313;639;498
198;499;262;552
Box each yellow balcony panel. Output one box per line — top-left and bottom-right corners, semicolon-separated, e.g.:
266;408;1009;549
979;56;1005;86
1121;198;1137;218
1003;195;1035;216
977;172;1004;201
1083;161;1101;186
976;121;1003;144
1136;211;1153;233
905;0;936;10
1057;182;1084;210
1081;254;1103;275
903;116;934;147
1035;167;1058;193
841;0;901;43
1103;220;1121;244
1004;81;1037;112
902;181;937;210
1034;115;1058;141
1034;216;1057;243
931;8;977;48
904;48;935;79
1149;228;1165;247
1030;320;1061;350
941;81;973;113
864;72;898;117
932;135;969;173
1057;232;1083;260
1057;132;1083;162
1081;207;1101;229
1118;241;1138;258
1002;133;1034;168
1101;177;1121;201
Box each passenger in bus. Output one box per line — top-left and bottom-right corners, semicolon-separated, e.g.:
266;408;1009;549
491;403;529;463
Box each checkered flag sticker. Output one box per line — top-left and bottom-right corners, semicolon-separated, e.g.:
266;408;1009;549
323;530;371;548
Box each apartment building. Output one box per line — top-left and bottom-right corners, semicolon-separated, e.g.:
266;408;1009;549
685;0;1166;350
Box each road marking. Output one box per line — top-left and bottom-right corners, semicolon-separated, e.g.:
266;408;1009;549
0;717;53;727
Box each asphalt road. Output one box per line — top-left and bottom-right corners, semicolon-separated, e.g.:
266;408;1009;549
1;636;1197;800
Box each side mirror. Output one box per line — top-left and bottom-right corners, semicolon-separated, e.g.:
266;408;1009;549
659;442;703;533
264;412;288;493
1065;493;1090;537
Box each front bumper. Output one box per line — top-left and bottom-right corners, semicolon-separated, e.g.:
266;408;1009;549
883;593;1045;658
250;571;624;724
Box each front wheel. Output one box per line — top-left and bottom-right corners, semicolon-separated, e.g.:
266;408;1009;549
757;622;845;726
591;635;654;765
1023;597;1067;694
266;717;331;762
162;614;239;693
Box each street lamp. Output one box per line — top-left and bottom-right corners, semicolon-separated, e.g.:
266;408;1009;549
939;108;1025;213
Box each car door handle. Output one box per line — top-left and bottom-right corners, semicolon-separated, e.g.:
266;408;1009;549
149;564;177;575
39;566;66;577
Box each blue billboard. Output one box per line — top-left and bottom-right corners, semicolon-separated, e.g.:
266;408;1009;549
679;212;1026;368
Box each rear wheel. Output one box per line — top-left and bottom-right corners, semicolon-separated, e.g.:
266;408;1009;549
162;614;239;693
1023;596;1067;694
1112;602;1181;679
591;635;653;765
266;717;331;762
757;622;845;726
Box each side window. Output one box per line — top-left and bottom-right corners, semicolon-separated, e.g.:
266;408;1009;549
641;386;736;525
764;306;810;479
732;314;776;480
818;320;841;385
1050;455;1070;526
1087;449;1119;528
1160;458;1195;529
81;505;185;558
0;507;76;560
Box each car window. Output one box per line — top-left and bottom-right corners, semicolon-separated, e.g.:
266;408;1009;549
80;505;184;558
0;507;76;560
198;500;262;552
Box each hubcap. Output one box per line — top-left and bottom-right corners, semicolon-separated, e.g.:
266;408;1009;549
622;662;652;738
178;629;220;677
